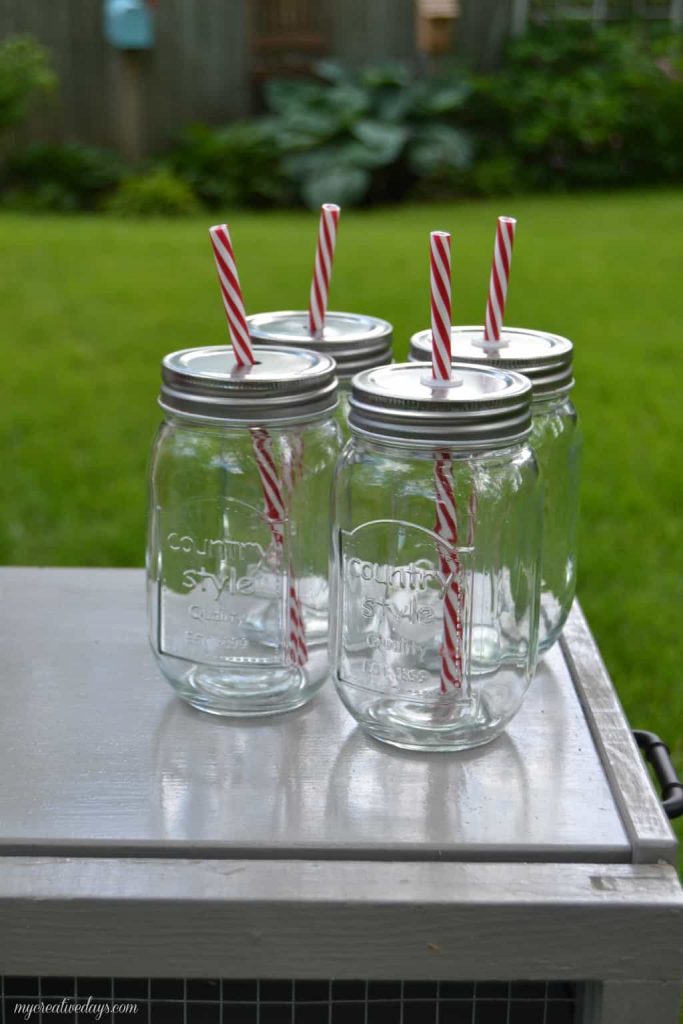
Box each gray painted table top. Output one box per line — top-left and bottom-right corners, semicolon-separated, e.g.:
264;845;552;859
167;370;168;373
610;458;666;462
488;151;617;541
0;567;638;862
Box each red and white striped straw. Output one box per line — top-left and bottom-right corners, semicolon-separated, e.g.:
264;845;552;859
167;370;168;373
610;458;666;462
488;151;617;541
430;230;452;381
251;429;308;668
308;203;341;338
281;435;307;666
483;216;517;345
208;227;306;666
426;229;464;690
209;223;255;367
434;454;465;692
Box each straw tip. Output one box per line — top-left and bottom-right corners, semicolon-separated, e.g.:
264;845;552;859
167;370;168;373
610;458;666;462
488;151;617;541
209;223;228;237
321;203;341;213
498;216;517;226
430;229;451;240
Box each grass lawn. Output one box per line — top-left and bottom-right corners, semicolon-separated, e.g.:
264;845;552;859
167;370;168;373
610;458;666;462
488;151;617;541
1;190;682;855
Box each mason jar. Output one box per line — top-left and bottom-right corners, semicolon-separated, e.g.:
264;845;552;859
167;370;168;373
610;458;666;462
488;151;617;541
147;345;340;716
410;326;581;654
331;362;542;752
248;311;393;430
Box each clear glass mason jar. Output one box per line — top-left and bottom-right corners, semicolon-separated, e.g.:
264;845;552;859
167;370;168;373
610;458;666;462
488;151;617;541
147;345;340;716
410;326;581;653
331;362;542;751
248;311;393;433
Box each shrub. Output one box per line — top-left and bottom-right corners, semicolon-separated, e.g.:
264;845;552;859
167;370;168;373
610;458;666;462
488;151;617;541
0;35;56;142
2;142;123;211
470;155;525;198
105;168;201;217
169;122;293;208
472;22;683;189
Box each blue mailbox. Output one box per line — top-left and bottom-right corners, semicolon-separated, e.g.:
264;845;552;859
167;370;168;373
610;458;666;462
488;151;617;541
104;0;155;50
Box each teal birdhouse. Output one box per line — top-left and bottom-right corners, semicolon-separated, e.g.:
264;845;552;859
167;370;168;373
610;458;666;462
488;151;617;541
104;0;155;50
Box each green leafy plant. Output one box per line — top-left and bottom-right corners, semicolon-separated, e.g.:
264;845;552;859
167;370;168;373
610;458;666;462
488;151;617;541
0;35;56;142
105;168;201;217
2;142;123;211
261;60;474;207
472;22;683;189
169;122;293;208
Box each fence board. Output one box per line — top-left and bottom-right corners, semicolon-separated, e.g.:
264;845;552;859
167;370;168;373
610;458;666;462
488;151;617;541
331;0;417;64
457;0;515;69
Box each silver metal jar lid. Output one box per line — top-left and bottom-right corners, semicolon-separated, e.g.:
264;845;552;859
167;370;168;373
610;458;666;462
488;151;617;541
160;345;338;424
409;326;574;397
247;310;393;379
349;362;533;447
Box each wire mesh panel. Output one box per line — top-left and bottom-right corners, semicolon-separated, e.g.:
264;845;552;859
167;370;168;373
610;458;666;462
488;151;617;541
0;977;576;1023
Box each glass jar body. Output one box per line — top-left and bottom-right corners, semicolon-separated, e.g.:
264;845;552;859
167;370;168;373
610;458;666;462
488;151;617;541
147;411;341;715
531;393;582;653
330;434;543;750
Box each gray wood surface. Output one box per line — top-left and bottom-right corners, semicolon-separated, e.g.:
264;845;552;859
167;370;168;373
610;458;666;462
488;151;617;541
0;567;633;863
584;980;683;1024
562;602;676;864
0;567;680;1013
0;857;681;980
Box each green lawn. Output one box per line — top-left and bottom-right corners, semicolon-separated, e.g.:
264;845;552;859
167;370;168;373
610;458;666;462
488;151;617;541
1;191;682;853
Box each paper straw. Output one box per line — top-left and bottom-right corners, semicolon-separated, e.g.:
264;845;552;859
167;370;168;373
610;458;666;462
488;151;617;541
483;216;517;344
308;203;341;338
430;230;452;381
209;223;255;367
251;429;308;668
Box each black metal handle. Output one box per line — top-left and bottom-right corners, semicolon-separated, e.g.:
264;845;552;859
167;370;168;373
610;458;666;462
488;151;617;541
633;730;683;820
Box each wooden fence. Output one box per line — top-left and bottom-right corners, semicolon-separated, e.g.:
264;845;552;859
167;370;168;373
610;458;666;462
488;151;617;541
0;0;679;158
1;1;250;158
0;0;418;158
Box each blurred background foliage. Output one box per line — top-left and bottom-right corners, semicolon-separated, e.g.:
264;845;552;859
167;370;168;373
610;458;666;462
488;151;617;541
0;20;681;215
0;34;55;142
